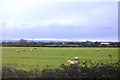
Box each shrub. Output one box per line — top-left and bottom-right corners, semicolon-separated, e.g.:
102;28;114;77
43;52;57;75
2;61;120;78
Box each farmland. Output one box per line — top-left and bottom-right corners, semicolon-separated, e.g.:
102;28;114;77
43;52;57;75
2;47;118;70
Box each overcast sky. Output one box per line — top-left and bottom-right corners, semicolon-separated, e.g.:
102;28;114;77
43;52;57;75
0;0;118;41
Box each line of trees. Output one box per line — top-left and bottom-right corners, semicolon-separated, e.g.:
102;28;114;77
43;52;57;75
1;39;119;47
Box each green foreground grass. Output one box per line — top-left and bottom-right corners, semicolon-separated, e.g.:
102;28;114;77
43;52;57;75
2;47;118;70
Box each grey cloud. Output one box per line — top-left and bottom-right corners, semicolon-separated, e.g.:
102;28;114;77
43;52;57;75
1;2;118;41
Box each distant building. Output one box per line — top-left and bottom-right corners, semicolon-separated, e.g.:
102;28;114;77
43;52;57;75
100;42;110;45
100;42;110;46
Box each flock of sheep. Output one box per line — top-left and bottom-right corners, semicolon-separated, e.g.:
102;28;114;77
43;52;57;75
68;57;80;65
16;48;37;52
16;48;99;65
68;49;99;65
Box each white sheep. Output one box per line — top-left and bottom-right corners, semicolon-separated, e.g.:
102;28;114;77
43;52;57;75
23;49;25;51
16;50;20;52
30;49;33;51
68;60;71;63
74;57;79;60
97;49;99;51
68;60;78;65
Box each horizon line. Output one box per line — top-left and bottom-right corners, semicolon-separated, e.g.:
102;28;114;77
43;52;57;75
1;38;118;42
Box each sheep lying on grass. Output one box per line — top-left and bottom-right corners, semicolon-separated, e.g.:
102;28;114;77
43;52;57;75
68;60;78;65
16;50;20;52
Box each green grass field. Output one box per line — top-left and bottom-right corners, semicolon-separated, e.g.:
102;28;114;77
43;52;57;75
2;47;118;70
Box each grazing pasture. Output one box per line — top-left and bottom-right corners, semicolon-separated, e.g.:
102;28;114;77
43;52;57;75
2;47;118;70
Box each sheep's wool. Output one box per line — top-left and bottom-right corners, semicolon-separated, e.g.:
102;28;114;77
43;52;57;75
68;60;71;63
75;57;79;60
16;50;20;52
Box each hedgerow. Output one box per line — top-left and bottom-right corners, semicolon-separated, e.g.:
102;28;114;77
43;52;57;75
2;60;120;78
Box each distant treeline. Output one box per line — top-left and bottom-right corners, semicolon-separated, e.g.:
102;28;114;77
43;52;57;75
1;39;120;47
